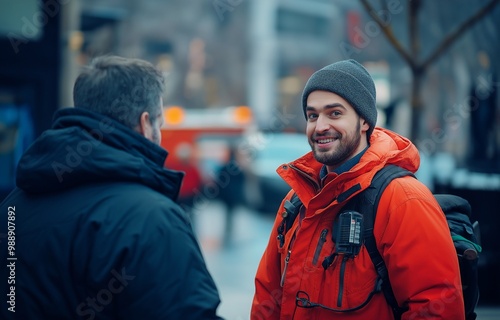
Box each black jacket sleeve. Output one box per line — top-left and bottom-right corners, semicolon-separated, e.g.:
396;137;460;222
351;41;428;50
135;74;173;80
80;199;223;320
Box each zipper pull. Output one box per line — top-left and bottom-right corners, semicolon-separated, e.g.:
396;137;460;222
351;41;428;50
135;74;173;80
280;250;291;287
277;234;284;248
312;229;328;266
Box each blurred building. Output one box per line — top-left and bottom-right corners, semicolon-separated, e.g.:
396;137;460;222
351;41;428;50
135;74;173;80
0;0;80;199
73;1;499;160
1;2;499;198
2;1;499;147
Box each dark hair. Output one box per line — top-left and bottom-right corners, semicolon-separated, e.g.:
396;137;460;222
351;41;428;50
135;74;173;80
73;55;165;129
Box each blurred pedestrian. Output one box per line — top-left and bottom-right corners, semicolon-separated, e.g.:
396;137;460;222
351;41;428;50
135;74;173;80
251;59;464;319
469;51;498;171
215;143;246;246
0;56;223;320
171;142;203;216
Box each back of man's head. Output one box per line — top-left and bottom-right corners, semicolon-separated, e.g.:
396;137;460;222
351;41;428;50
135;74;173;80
73;55;165;129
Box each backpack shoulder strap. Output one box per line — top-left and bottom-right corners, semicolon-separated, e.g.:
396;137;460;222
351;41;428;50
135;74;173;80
277;193;303;248
283;193;302;230
353;165;415;320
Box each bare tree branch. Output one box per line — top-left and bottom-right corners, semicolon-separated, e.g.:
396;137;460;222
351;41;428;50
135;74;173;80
409;0;421;63
359;0;416;69
422;0;500;70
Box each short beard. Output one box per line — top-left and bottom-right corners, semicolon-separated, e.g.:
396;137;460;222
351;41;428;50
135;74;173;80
311;121;361;167
152;129;160;146
150;118;161;146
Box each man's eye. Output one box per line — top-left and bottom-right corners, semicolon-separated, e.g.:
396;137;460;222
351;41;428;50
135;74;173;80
307;113;318;120
331;111;341;117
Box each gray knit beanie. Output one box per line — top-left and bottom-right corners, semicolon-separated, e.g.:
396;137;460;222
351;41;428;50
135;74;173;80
302;59;377;137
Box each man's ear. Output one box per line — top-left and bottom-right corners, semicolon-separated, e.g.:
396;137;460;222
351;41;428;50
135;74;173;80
360;118;370;133
136;111;152;139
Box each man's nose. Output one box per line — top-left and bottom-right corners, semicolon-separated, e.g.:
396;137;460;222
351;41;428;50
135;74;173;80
315;114;330;133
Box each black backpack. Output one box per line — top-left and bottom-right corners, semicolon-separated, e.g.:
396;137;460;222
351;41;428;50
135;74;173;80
280;165;481;320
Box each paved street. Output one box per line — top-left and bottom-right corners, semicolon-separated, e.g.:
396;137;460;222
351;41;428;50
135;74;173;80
193;200;500;320
193;201;271;319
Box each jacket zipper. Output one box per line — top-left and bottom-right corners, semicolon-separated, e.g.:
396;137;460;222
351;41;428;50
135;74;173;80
280;250;291;287
337;255;348;307
312;229;328;266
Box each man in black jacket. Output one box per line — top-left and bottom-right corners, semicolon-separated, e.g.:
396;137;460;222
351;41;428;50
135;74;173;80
0;56;223;319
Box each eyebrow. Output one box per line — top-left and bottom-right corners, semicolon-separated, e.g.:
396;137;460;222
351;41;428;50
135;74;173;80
305;103;346;112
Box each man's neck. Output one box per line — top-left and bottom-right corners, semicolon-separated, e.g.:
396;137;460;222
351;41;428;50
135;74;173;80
320;146;369;178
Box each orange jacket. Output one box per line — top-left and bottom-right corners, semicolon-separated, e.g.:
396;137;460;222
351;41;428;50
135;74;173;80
251;128;464;320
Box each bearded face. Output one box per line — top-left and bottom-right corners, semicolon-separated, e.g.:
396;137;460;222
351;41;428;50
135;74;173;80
305;91;369;172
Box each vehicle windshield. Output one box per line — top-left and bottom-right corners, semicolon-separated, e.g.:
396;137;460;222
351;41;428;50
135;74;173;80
254;133;309;174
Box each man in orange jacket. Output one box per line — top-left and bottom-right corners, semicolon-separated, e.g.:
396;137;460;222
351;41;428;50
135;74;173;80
251;59;464;319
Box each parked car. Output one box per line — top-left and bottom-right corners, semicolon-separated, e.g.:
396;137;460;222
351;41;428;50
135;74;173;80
241;132;311;214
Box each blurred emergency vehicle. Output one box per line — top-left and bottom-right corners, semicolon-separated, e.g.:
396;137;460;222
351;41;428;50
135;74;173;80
160;105;254;209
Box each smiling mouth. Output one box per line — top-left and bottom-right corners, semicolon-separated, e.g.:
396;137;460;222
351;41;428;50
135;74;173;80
316;137;337;144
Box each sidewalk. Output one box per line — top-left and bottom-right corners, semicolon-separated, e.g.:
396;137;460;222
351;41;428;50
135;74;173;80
193;201;272;319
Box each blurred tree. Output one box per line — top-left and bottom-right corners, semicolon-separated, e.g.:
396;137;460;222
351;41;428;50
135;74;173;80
359;0;500;141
